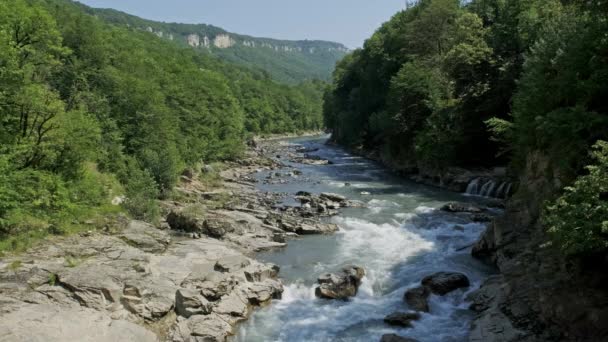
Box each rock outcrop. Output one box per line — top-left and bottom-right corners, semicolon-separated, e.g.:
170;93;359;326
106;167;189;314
315;266;365;300
0;222;284;342
468;151;608;341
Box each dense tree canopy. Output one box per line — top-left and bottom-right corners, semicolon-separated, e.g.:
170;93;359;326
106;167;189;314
0;0;326;251
324;0;608;255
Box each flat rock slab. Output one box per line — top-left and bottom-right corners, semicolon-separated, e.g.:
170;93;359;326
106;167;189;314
0;304;158;342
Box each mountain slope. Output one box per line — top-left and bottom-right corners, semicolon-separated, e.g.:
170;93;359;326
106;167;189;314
76;3;349;83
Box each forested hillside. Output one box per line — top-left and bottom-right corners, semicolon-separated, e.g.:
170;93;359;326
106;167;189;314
0;0;325;251
324;0;608;256
75;2;349;84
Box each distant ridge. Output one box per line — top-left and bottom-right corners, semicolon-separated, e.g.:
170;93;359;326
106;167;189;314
76;3;349;83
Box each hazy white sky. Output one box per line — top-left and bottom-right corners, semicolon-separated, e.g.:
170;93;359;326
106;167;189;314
77;0;405;48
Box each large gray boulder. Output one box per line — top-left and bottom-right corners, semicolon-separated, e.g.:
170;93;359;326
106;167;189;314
315;266;365;300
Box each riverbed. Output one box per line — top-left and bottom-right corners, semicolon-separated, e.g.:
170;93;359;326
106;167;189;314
236;136;495;342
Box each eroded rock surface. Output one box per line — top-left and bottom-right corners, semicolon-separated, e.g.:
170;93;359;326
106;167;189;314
0;224;284;342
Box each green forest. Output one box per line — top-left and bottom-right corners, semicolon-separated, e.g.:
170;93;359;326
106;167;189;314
323;0;608;256
0;0;325;251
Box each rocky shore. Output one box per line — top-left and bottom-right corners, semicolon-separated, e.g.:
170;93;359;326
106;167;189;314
0;140;351;342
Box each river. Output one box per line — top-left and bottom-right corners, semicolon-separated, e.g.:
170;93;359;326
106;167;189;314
235;135;495;342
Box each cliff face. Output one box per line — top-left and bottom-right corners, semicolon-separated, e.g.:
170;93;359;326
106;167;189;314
469;152;608;342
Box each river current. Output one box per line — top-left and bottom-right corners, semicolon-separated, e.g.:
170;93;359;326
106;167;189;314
235;136;495;342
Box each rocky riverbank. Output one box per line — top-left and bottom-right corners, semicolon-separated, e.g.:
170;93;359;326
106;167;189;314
0;140;351;342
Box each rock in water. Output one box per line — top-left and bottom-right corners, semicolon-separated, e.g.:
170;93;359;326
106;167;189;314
383;311;421;327
421;272;470;295
320;192;347;203
404;286;431;312
315;266;365;300
380;334;419;342
440;202;483;213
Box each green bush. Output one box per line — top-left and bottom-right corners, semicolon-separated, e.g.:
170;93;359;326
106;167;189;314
544;141;608;256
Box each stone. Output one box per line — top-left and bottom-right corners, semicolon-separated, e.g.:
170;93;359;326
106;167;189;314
296;223;339;235
383;311;421;327
315;266;365;300
170;313;233;342
214;292;249;317
421;272;470;295
380;334;419;342
320;192;347;203
404;286;430;312
440;202;483;213
120;220;171;254
175;289;212;318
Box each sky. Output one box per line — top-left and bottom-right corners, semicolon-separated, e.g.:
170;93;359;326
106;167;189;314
77;0;406;48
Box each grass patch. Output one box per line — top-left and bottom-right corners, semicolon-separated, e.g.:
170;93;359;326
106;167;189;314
8;260;22;271
197;162;226;189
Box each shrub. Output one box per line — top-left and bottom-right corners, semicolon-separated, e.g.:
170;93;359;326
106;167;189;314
543;141;608;256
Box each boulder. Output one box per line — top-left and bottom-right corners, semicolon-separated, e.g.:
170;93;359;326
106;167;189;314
440;202;483;213
175;288;212;318
170;313;232;342
320;192;347;203
383;311;421;327
380;334;419;342
404;286;430;312
166;210;205;233
421;272;470;295
166;210;236;239
315;266;365;300
296;223;339;235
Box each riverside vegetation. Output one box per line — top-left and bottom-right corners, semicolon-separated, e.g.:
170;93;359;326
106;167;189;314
1;0;608;341
0;0;329;253
324;0;608;258
324;0;608;340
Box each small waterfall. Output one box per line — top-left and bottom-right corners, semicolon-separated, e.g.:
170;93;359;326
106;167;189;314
465;178;481;195
504;183;513;198
495;182;506;199
479;180;495;197
465;178;512;199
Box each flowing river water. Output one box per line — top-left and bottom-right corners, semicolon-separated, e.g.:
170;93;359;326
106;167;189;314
235;136;496;342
